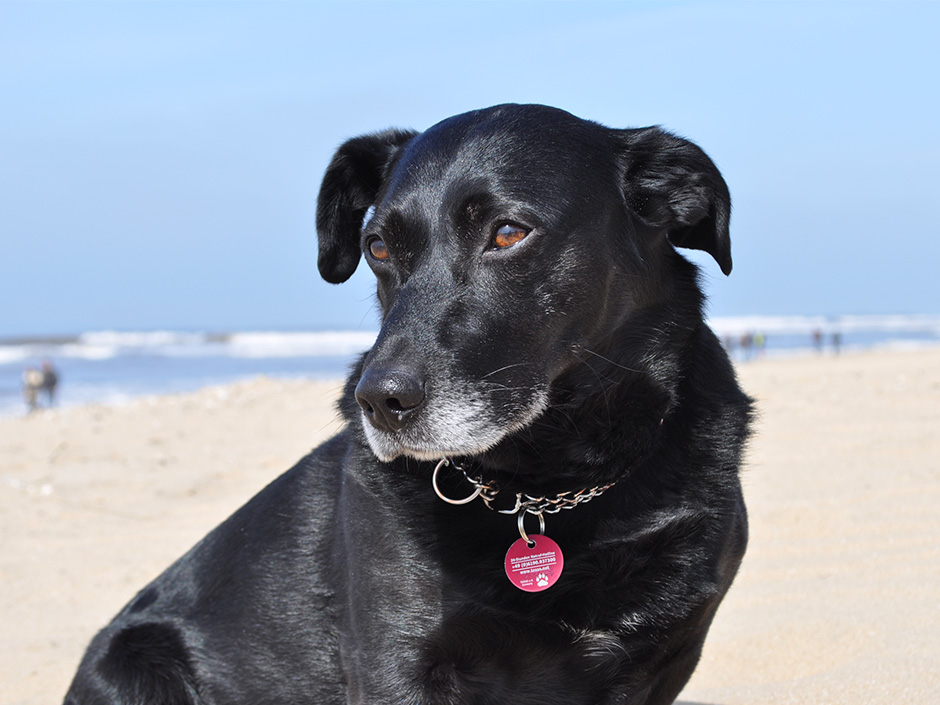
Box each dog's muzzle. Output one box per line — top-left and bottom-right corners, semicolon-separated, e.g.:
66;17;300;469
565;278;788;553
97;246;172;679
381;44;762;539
353;361;550;462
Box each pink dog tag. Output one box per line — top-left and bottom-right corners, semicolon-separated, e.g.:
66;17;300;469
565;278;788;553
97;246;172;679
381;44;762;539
504;535;564;592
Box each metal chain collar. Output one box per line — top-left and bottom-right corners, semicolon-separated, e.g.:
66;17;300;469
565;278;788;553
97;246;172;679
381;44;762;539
432;458;616;517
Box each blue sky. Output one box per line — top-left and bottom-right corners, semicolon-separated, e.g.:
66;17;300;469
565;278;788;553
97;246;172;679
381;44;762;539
1;0;938;336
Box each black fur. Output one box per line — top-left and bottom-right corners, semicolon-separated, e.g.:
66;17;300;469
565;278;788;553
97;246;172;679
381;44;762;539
65;104;751;705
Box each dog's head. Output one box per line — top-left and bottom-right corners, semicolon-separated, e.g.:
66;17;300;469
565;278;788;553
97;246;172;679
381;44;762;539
316;104;731;463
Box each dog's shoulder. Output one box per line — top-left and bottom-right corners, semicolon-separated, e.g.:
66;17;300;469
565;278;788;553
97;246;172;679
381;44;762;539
64;432;355;705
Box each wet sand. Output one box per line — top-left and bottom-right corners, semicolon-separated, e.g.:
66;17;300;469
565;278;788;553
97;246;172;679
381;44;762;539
1;349;938;704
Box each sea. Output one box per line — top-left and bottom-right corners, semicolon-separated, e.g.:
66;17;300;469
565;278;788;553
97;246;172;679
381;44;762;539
2;314;939;419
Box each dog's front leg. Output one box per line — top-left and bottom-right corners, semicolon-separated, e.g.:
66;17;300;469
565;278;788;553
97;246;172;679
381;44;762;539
411;613;635;705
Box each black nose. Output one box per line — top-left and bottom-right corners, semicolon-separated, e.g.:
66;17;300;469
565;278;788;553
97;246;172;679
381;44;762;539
354;367;426;433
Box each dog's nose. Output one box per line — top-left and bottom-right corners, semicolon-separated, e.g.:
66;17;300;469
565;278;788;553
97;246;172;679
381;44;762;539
354;368;426;433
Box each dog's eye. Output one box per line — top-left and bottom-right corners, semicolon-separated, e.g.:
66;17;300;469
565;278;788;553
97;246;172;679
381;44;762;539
493;223;529;249
367;238;390;261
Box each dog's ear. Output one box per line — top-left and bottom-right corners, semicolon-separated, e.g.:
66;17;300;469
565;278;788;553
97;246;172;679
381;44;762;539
616;127;733;275
316;129;417;283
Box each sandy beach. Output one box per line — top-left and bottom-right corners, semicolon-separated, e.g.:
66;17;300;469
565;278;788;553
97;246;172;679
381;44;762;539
1;349;938;704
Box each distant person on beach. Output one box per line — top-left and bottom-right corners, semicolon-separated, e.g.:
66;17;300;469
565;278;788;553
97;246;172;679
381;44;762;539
40;360;59;406
740;332;753;361
812;328;823;353
21;367;43;412
832;331;842;355
753;332;766;357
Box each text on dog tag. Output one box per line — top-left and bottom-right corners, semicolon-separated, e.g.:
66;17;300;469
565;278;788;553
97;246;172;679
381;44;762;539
504;535;564;592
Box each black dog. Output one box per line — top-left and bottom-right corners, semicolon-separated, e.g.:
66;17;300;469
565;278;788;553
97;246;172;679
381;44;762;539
65;104;751;705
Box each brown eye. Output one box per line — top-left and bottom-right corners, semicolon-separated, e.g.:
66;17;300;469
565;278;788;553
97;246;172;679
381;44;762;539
368;238;389;260
493;223;529;249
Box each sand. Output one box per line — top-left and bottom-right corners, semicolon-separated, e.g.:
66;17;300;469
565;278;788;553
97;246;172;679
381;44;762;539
1;349;938;704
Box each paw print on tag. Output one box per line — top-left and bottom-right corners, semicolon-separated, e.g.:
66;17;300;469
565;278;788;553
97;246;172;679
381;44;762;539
536;574;549;587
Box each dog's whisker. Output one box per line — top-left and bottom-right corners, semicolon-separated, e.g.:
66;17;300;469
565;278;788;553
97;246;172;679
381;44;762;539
579;347;644;374
478;382;539;394
480;362;532;380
